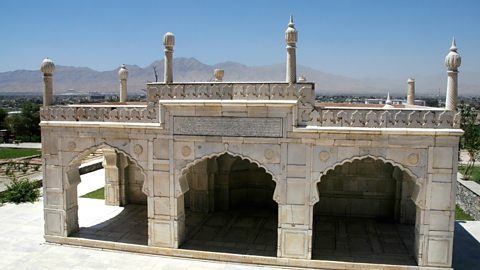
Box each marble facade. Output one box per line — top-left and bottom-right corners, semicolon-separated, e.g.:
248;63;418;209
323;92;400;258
40;19;462;270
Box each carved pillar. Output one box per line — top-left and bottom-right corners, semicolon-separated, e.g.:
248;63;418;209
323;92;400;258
445;70;459;111
407;78;415;105
163;32;175;84
118;64;128;102
102;149;127;206
43;162;80;237
188;159;214;212
445;38;461;111
41;58;55;106
215;155;236;210
285;16;297;83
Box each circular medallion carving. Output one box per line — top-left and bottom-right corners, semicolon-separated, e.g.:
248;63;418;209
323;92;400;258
264;148;275;160
66;141;76;151
407;153;419;165
319;151;330;162
181;146;192;157
134;144;143;155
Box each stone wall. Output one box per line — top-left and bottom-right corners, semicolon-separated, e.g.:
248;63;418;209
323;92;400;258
315;158;396;217
456;177;480;220
127;164;147;205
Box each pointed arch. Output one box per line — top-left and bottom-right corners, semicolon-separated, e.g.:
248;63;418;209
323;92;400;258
67;142;148;195
178;150;281;204
312;155;425;207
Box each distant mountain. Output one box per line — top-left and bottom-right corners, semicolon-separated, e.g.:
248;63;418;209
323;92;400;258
1;57;479;96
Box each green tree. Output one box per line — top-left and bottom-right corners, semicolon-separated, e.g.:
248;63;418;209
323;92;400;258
4;101;41;142
0;107;7;129
459;103;480;180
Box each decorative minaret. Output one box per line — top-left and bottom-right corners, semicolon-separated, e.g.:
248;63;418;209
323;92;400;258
285;16;298;83
118;64;128;102
163;32;175;84
407;78;415;105
383;92;394;108
445;38;461;111
40;58;55;106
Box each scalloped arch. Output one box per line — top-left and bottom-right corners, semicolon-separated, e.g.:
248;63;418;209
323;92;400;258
68;142;148;195
179;150;280;204
312;155;423;206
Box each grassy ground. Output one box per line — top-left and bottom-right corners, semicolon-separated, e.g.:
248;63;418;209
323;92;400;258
458;164;480;184
456;205;474;221
0;148;41;159
80;187;105;199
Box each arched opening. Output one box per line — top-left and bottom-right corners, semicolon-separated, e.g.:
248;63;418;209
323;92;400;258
313;157;417;265
180;153;278;256
68;145;148;245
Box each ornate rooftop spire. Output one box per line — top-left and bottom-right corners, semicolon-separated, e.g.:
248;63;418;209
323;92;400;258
118;64;128;80
445;37;461;71
41;57;55;74
285;15;297;45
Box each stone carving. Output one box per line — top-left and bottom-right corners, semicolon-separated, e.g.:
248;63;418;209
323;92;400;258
319;151;330;162
147;83;314;103
181;146;192;157
134;144;143;155
66;141;76;151
407;153;419;165
264;148;275;160
174;116;283;137
307;108;460;129
40;105;158;123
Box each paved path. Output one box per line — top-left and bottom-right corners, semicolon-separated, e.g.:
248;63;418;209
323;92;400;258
1;169;479;269
0;142;41;149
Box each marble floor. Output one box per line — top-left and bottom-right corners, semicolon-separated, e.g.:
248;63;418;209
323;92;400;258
71;198;416;266
181;207;278;257
72;202;148;245
312;215;416;265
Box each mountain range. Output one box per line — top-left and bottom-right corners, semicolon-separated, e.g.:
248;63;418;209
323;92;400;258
1;57;479;96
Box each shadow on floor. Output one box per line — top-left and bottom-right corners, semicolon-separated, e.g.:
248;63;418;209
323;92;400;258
312;215;416;266
71;204;148;245
181;207;278;257
453;222;480;270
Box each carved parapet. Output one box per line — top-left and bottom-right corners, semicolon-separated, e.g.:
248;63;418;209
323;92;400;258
305;108;461;129
40;103;158;123
146;82;314;103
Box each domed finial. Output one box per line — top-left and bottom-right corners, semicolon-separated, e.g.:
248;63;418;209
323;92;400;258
285;15;297;45
445;38;461;71
163;32;175;48
41;57;55;74
118;64;128;80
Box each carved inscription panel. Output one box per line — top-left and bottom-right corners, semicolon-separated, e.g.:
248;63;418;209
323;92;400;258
173;116;283;137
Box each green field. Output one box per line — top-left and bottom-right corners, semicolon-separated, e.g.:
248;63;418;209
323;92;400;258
456;205;474;221
458;165;480;184
80;187;105;199
0;148;41;159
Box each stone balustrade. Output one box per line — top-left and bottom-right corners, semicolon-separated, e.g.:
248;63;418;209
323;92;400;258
40;99;461;130
40;104;158;123
146;82;315;102
303;107;461;129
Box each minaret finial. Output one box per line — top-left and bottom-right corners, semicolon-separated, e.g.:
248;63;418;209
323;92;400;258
450;37;457;52
386;92;392;105
289;15;294;26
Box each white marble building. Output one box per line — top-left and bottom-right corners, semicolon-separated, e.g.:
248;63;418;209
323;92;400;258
40;18;462;269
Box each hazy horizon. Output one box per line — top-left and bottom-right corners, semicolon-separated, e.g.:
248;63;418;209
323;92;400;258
1;0;479;80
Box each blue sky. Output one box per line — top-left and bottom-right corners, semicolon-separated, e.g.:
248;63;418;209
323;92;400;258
1;0;479;79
